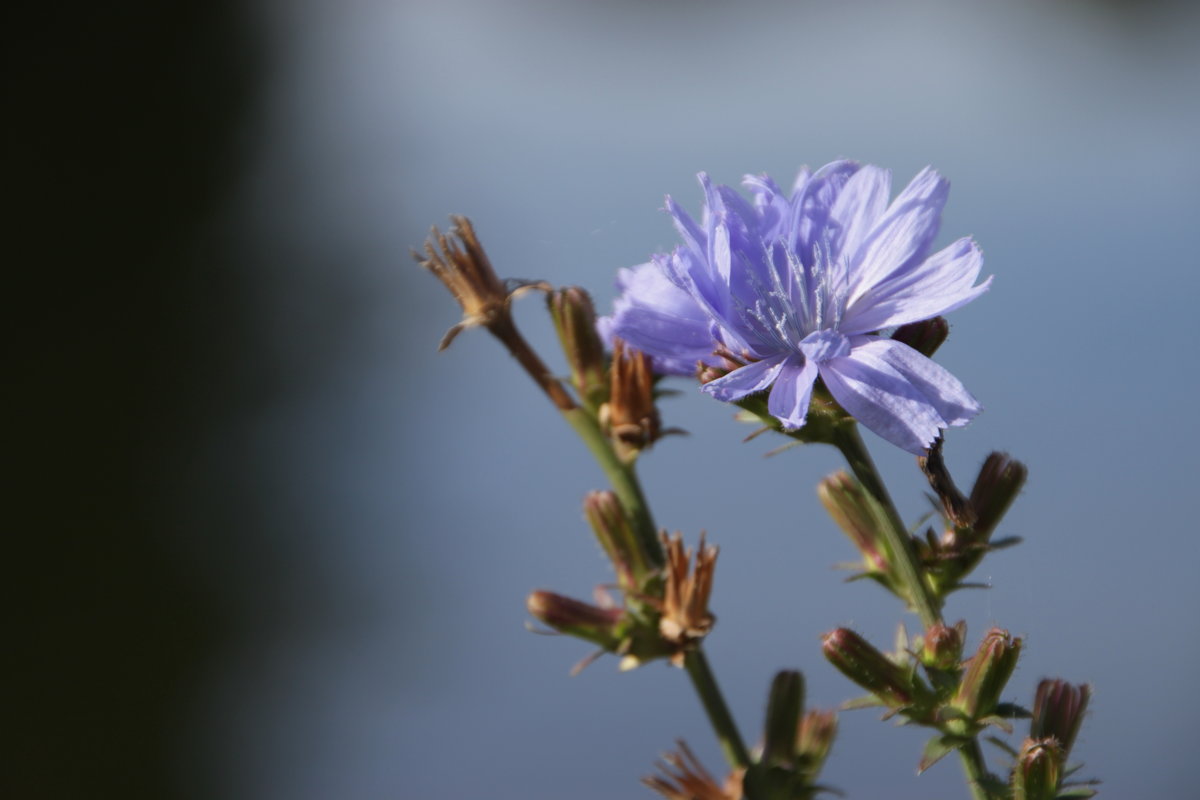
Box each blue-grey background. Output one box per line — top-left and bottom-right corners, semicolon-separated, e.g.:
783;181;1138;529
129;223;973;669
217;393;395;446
12;1;1197;799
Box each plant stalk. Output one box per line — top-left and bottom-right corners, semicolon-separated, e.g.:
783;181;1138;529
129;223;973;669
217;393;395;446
830;423;941;628
830;423;997;800
684;649;752;771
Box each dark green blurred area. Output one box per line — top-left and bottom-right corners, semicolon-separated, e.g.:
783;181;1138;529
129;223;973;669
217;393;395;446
9;3;256;798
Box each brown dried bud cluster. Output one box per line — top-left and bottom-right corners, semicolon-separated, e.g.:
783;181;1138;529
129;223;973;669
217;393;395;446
643;740;743;800
415;216;546;350
602;339;662;460
658;531;718;666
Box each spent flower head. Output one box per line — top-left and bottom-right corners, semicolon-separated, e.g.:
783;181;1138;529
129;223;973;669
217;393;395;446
658;531;718;666
644;740;743;800
604;162;991;453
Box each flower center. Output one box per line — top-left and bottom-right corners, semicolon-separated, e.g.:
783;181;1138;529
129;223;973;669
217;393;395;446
732;238;851;357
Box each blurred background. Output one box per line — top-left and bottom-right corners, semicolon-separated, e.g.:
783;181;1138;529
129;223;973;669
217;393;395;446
10;1;1199;798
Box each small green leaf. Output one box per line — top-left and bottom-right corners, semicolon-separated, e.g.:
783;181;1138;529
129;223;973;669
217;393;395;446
994;702;1033;719
985;734;1018;758
989;535;1023;549
918;734;966;774
840;694;883;711
1055;788;1099;799
978;714;1014;734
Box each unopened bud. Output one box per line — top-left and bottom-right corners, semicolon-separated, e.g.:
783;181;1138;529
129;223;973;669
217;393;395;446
822;628;917;708
818;472;892;577
796;709;837;775
1031;678;1090;761
952;628;1022;720
891;316;949;358
583;490;651;591
919;621;965;671
1012;737;1063;800
969;452;1028;538
549;287;608;408
527;590;622;649
762;671;804;768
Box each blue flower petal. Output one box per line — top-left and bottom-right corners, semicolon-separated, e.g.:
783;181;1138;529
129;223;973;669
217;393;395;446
858;339;982;427
849;167;949;296
841;237;990;333
767;360;819;430
702;355;788;402
829;165;891;265
819;348;945;454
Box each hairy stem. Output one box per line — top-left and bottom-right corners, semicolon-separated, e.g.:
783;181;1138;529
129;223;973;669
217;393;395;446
830;424;940;628
831;424;997;800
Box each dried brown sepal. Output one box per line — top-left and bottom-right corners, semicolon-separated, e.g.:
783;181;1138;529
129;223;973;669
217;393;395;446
415;215;545;348
602;339;662;460
919;435;976;528
643;740;743;800
415;216;575;409
658;531;718;666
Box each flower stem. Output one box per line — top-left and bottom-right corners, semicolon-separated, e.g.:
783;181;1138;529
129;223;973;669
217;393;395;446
958;739;994;800
830;424;998;800
830;423;941;628
563;409;751;773
563;408;662;568
684;649;751;770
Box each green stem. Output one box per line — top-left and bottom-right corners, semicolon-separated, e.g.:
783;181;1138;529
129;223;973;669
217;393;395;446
958;739;994;800
830;423;941;628
830;423;998;800
563;408;662;568
564;410;751;772
684;649;751;770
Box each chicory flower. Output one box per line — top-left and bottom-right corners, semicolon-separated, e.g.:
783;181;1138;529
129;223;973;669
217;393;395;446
603;161;991;453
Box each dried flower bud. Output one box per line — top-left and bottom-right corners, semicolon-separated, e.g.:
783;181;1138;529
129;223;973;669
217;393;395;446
583;490;651;591
603;339;662;460
969;452;1028;538
822;628;917;709
918;436;975;528
762;671;804;768
659;531;717;666
891;316;950;358
796;709;838;774
1031;678;1090;760
919;621;965;671
819;471;893;577
643;740;743;800
952;628;1022;720
1012;737;1063;800
526;590;622;649
549;287;608;408
415;216;545;349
